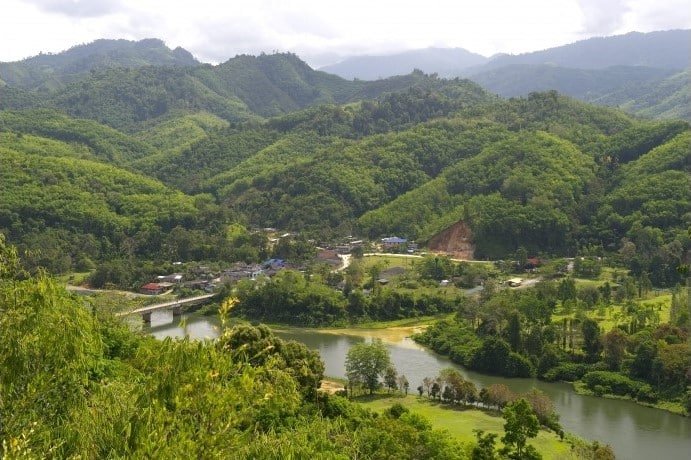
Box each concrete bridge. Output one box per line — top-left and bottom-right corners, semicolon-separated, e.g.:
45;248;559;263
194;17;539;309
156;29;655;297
117;294;215;323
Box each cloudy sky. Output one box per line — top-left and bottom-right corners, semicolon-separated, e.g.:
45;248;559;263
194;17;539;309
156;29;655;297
1;0;689;67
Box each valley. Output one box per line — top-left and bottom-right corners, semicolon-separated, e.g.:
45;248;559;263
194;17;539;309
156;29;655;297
1;30;689;459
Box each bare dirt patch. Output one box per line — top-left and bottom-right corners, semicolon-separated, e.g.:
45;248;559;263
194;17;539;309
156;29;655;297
319;379;345;394
427;221;474;259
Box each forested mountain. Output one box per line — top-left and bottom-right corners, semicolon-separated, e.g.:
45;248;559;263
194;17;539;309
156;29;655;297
316;30;691;121
470;65;675;99
2;86;688;276
0;49;487;130
320;47;488;80
0;114;264;276
0;36;688;285
466;30;690;120
468;65;690;120
476;30;690;72
592;70;691;121
0;38;198;91
2;32;688;129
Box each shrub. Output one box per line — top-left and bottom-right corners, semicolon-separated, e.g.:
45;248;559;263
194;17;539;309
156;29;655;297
582;371;640;396
542;363;589;382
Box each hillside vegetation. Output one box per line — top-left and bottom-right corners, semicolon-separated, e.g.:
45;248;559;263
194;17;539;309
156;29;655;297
0;38;198;91
0;52;688;287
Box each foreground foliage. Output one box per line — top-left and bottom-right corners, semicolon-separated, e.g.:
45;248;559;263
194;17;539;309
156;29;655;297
0;239;469;458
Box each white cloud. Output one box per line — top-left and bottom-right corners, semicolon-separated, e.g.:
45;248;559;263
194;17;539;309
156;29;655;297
23;0;123;18
577;0;630;34
0;0;688;65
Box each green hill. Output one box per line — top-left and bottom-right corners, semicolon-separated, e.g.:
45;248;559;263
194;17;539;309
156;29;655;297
1;47;491;131
593;70;691;120
470;65;690;121
0;38;198;91
0;135;199;272
0;109;157;164
0;78;687;286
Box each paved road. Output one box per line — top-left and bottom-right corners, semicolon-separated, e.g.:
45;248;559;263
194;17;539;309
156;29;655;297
364;253;492;263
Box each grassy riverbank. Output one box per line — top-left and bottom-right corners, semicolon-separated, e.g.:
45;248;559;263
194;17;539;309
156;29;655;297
266;314;449;345
354;394;595;460
572;381;687;416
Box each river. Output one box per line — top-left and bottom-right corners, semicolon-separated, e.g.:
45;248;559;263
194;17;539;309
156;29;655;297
145;311;691;460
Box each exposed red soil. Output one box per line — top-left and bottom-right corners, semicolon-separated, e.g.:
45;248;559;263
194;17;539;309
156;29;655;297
427;221;475;260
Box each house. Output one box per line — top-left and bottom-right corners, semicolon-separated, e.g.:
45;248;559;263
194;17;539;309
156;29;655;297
186;279;210;290
140;282;166;295
525;258;542;269
381;236;407;248
221;263;264;282
157;273;183;283
263;259;286;270
317;249;342;266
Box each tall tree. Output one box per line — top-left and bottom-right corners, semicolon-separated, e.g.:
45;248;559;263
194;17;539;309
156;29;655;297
384;365;398;393
602;328;629;371
345;339;392;394
581;318;602;362
507;311;522;352
501;399;542;459
472;430;498;460
397;375;409;395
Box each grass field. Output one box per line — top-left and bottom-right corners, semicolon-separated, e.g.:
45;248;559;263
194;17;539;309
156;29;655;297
355;394;588;460
57;270;93;285
552;290;672;333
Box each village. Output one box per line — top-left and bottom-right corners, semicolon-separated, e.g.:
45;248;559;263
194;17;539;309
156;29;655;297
136;232;420;296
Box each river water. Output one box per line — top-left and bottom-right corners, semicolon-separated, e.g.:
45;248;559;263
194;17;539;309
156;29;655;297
145;311;691;460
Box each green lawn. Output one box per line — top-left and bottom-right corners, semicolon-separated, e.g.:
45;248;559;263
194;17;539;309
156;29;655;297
355;394;585;460
57;270;93;285
361;254;419;270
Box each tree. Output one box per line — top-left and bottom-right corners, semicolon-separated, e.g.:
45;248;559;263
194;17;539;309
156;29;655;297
515;246;528;270
507;311;522;352
523;389;557;428
557;278;576;302
422;376;433;397
593;444;616;460
442;385;454;402
602;328;628;371
384;365;398;393
599;282;612;305
578;285;600;309
0;233;23;281
431;381;441;399
397;375;409;395
483;383;515;409
345;339;392;395
472;430;498;460
501;399;541;459
581;318;602;362
630;340;656;380
638;272;652;297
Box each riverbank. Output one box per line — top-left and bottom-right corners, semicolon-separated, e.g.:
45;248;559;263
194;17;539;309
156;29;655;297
354;394;595;460
146;311;691;460
572;381;687;417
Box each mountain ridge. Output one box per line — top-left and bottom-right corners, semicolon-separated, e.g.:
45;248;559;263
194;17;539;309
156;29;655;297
320;47;488;80
0;38;199;91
